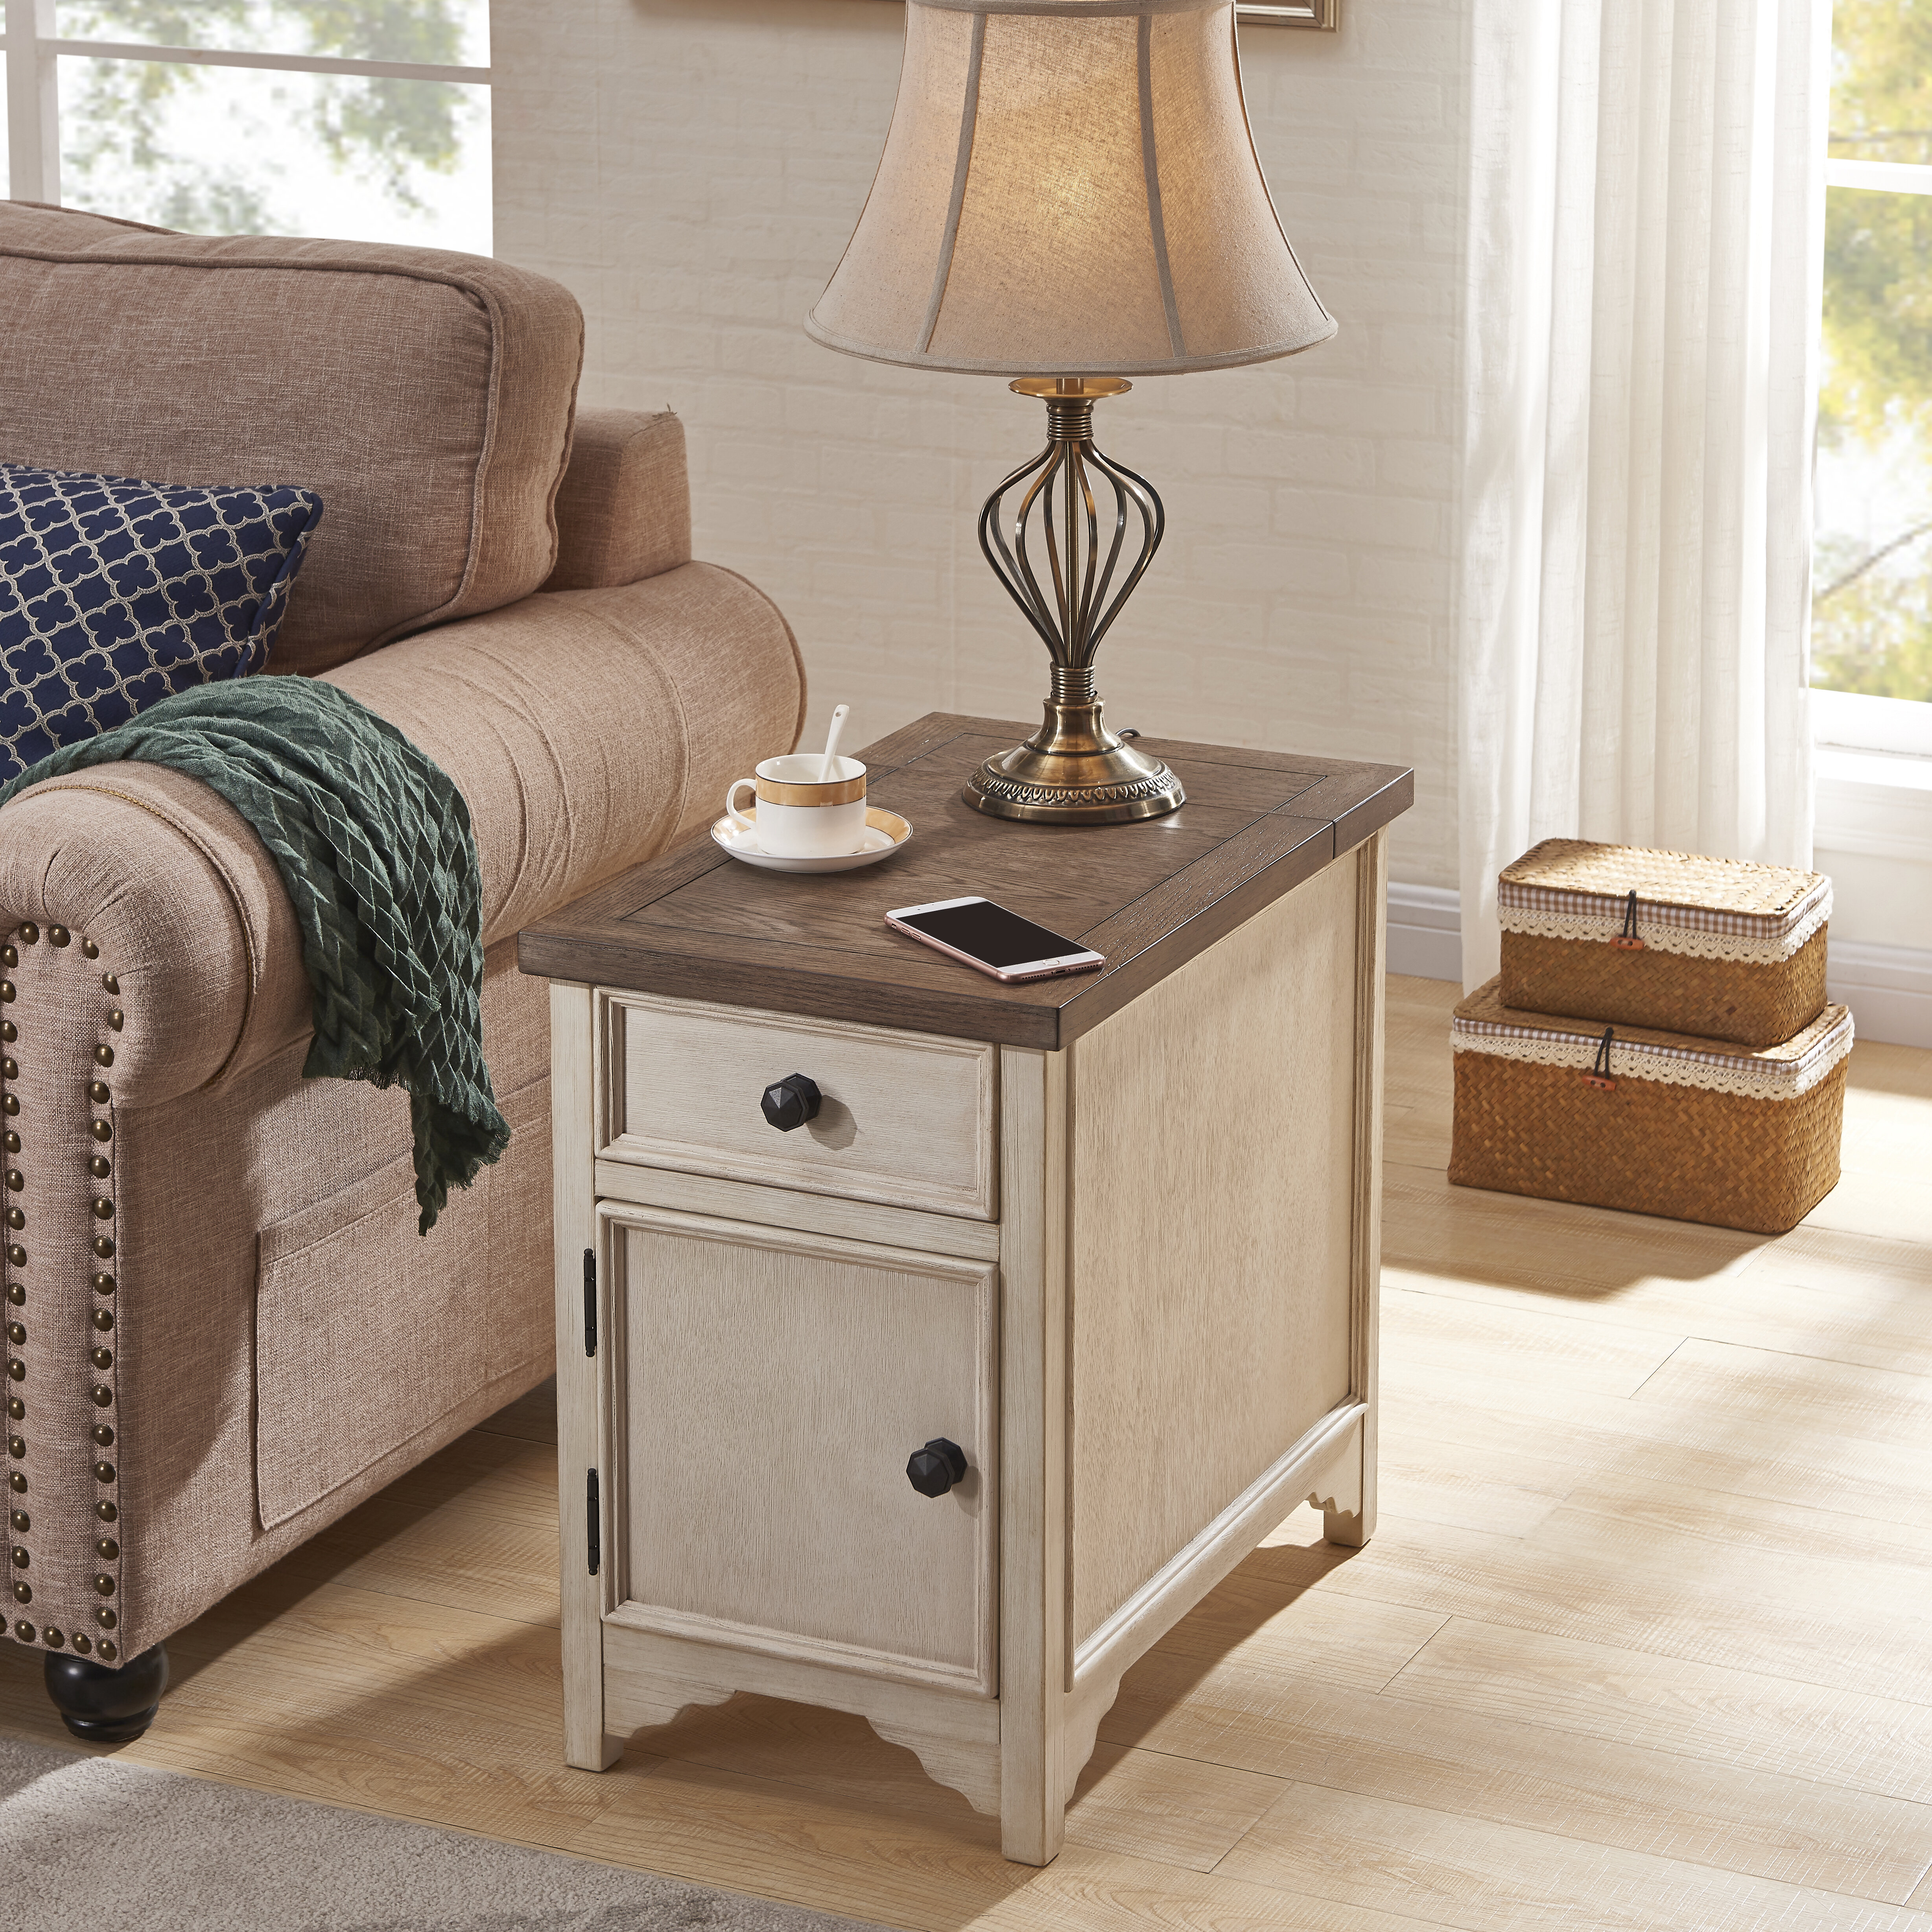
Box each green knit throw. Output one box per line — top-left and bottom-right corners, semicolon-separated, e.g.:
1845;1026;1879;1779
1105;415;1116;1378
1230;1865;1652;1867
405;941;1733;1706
0;680;509;1232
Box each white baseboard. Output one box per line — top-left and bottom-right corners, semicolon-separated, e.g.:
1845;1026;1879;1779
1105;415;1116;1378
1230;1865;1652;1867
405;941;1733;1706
1828;940;1932;1051
1387;881;1462;982
1385;881;1932;1049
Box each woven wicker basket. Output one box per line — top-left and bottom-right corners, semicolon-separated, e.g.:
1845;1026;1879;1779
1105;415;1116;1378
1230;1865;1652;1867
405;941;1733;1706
1448;980;1850;1236
1497;839;1830;1049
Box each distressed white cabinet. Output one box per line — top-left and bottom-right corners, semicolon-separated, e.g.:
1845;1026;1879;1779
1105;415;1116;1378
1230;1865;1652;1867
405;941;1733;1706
525;715;1409;1863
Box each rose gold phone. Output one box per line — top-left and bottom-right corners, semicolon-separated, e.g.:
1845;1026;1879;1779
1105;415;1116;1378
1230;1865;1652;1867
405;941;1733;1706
885;896;1105;983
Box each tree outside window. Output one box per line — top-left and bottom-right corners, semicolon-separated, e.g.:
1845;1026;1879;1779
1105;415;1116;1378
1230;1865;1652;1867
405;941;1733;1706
32;2;489;250
1815;0;1932;702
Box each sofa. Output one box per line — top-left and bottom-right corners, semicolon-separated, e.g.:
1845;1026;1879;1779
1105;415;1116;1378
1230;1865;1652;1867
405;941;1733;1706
0;201;804;1735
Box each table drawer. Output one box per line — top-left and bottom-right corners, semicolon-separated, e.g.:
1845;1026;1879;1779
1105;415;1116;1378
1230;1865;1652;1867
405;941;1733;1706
597;990;997;1220
604;1205;997;1694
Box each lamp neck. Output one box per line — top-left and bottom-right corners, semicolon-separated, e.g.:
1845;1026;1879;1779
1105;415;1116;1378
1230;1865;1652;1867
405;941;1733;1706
1012;374;1132;446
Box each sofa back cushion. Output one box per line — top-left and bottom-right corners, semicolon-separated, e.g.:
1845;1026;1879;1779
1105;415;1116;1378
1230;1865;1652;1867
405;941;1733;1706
0;203;583;675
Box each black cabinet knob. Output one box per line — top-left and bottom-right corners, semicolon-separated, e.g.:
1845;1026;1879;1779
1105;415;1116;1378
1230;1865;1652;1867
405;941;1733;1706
906;1438;968;1498
760;1073;822;1132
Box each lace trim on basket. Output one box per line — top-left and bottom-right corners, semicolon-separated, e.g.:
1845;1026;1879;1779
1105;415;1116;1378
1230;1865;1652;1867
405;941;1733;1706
1452;1009;1855;1101
1499;890;1830;965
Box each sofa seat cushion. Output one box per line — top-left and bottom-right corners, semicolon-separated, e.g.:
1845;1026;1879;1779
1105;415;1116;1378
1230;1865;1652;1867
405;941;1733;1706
0;202;583;676
0;463;321;779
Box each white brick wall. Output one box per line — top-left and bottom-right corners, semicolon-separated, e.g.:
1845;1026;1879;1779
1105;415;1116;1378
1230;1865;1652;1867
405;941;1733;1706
493;0;1469;889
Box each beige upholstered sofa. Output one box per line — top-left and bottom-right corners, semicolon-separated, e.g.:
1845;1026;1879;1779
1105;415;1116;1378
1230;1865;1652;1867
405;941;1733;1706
0;201;804;1734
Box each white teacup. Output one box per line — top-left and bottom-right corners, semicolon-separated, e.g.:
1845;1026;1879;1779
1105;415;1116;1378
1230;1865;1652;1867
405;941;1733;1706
727;753;868;857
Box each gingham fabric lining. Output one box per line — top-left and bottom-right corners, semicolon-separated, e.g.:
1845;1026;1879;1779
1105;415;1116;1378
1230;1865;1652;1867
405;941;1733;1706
1499;889;1830;966
1451;982;1853;1102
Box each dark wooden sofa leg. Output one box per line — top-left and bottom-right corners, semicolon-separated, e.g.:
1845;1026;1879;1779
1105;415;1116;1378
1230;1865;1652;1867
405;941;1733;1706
44;1641;168;1744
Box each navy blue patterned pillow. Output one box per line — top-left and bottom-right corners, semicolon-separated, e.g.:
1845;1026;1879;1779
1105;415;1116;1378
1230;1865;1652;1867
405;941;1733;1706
0;465;324;783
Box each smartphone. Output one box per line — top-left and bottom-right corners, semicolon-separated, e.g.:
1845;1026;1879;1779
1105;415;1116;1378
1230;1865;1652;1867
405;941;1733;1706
885;896;1105;983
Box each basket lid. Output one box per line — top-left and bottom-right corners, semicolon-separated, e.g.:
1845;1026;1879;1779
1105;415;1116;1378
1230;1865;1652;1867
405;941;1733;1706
1452;979;1852;1102
1497;839;1830;963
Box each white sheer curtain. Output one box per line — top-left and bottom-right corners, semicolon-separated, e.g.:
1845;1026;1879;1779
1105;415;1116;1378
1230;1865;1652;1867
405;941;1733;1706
1457;0;1830;988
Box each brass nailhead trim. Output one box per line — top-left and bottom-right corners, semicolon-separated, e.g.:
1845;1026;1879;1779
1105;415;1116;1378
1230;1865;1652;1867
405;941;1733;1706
91;1198;113;1220
46;927;68;948
4;1397;20;1419
71;1633;90;1654
90;1348;112;1371
86;1082;109;1105
90;1425;112;1446
95;1538;118;1560
0;1021;12;1043
13;1620;31;1640
93;1574;114;1596
95;1608;115;1630
7;1246;26;1267
7;1510;23;1532
42;1626;63;1647
93;1460;114;1483
93;1273;114;1294
92;1310;113;1332
92;1237;114;1259
93;1046;113;1068
15;925;34;944
81;939;100;960
95;1501;116;1521
98;1639;117;1660
88;1156;109;1179
107;1010;124;1031
5;1209;22;1231
89;1385;112;1408
90;1122;111;1143
0;947;12;968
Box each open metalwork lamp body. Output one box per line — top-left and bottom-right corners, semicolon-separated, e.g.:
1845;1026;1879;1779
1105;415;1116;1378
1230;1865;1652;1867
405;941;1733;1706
971;377;1177;822
807;0;1335;822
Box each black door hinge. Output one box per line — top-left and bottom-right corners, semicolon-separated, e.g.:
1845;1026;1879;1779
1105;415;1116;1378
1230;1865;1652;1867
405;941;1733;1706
586;1467;601;1576
583;1248;597;1357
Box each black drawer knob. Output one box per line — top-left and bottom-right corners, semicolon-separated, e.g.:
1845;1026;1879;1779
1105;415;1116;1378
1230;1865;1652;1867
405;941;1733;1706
760;1073;822;1132
906;1438;968;1498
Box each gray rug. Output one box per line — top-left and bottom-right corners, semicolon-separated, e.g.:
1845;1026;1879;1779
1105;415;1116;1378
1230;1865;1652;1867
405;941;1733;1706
0;1735;895;1932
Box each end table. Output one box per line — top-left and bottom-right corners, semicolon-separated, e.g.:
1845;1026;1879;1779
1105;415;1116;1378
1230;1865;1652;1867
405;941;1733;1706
518;712;1411;1865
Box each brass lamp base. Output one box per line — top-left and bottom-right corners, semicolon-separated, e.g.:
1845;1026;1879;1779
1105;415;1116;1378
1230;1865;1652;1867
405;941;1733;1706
965;376;1184;825
963;678;1184;824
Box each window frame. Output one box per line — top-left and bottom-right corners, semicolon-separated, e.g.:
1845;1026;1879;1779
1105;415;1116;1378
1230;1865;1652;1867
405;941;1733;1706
2;0;491;208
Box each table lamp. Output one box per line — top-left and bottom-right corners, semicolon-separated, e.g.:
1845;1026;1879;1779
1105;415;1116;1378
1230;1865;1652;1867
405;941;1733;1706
807;0;1335;822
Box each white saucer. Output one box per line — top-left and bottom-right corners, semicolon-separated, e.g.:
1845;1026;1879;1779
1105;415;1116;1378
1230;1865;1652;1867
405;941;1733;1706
710;806;913;874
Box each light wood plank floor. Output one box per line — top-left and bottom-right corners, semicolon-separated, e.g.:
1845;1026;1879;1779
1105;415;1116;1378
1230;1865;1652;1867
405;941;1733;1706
5;973;1931;1930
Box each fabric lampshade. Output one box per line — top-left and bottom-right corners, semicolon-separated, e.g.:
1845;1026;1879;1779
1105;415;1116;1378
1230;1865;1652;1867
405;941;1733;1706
807;0;1335;377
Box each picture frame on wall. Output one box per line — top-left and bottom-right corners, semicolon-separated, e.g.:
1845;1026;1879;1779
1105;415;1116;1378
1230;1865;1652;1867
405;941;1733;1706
1236;0;1338;24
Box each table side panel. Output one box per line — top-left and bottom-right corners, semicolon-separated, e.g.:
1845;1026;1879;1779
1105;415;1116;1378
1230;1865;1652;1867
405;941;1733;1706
608;1206;998;1692
1067;857;1360;1648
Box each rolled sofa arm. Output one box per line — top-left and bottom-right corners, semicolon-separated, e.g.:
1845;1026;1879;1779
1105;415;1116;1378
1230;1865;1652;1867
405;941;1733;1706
326;558;807;946
0;765;315;1660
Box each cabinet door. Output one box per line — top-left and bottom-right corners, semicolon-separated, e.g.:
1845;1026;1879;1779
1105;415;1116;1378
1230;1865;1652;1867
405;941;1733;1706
605;1204;998;1695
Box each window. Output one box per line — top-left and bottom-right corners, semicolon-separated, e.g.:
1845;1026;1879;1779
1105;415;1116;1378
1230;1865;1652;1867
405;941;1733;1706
0;1;490;252
1814;1;1932;713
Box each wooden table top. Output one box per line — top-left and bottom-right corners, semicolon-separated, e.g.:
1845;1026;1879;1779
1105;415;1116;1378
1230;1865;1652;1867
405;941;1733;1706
517;712;1412;1051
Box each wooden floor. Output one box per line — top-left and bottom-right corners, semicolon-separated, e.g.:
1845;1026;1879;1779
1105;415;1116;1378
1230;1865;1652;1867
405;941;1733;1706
5;973;1932;1930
